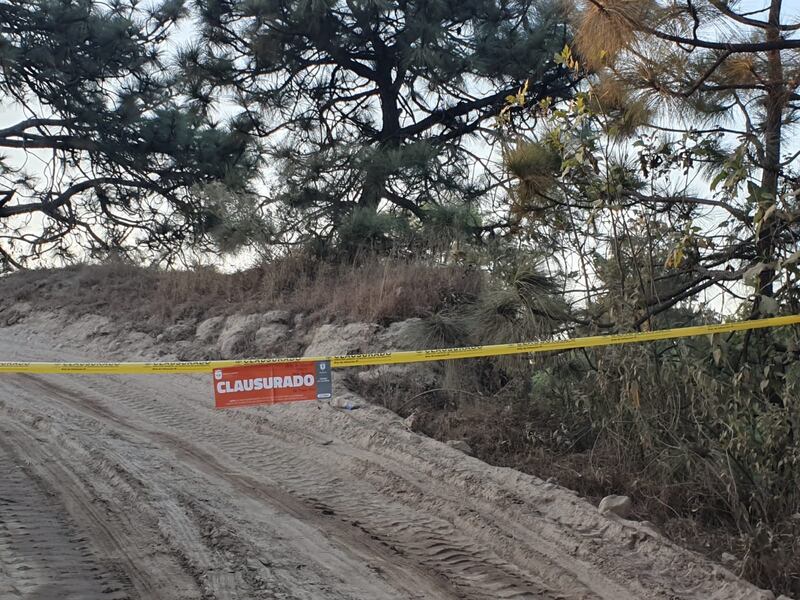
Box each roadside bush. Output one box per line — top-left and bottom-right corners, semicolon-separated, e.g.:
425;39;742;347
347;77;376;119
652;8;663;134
408;302;800;595
574;333;800;594
387;254;800;595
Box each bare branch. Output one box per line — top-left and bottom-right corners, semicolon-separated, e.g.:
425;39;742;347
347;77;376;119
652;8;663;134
0;177;162;219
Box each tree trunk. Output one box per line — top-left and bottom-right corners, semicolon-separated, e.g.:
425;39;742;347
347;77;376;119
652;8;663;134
755;0;785;306
358;56;402;211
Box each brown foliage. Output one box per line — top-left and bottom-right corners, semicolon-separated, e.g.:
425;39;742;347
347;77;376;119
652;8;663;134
573;0;654;69
0;256;483;330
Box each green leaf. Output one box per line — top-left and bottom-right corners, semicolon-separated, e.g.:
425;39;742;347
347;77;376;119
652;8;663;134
746;180;761;202
710;170;727;191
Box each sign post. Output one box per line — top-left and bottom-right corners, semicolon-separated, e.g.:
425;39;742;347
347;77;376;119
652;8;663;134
213;360;332;409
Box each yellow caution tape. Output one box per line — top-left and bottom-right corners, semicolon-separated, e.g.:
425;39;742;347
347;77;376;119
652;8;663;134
1;315;799;375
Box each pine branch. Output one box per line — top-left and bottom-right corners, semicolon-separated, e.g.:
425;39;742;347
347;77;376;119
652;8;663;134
585;0;800;52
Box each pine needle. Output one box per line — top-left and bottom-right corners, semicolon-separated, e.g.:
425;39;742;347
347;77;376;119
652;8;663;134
573;0;654;70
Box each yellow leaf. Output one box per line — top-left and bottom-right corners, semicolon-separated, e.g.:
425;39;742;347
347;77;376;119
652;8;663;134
664;247;684;269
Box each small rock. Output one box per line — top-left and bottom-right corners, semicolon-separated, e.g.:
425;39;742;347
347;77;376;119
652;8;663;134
64;314;113;340
262;310;292;324
217;314;263;357
196;316;226;343
374;318;423;351
304;323;378;358
326;386;364;410
219;333;250;357
254;323;290;351
127;331;153;345
638;520;660;537
598;495;633;519
403;412;418;430
174;343;211;361
3;310;23;326
157;322;195;343
246;558;267;572
329;395;361;410
446;440;473;455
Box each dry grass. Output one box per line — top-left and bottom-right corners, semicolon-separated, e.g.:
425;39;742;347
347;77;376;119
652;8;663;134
0;255;483;331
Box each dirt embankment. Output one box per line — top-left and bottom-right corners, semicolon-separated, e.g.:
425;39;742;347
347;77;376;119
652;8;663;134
0;268;787;600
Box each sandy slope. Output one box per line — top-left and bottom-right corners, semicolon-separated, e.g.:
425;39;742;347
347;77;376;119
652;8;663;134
0;310;778;600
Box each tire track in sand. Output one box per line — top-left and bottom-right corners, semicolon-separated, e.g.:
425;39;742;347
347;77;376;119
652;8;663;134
14;372;617;600
2;375;456;599
0;436;134;600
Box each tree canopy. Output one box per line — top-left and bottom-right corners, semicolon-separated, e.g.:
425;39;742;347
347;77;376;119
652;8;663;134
0;0;261;269
503;0;800;329
184;0;574;249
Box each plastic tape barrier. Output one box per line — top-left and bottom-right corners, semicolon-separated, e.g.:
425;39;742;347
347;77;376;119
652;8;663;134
1;314;799;375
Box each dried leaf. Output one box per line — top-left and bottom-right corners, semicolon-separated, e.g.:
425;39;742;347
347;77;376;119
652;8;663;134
629;380;640;409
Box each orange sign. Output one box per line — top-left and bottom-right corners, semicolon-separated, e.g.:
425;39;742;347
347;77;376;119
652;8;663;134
213;361;332;409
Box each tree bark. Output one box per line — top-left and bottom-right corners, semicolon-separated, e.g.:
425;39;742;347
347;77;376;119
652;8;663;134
755;0;785;304
358;42;401;211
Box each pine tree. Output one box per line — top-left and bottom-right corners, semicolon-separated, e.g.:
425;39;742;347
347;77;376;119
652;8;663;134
0;0;260;269
572;0;800;314
185;0;574;248
505;1;800;326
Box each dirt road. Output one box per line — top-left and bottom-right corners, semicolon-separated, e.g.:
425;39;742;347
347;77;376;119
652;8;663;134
0;315;773;599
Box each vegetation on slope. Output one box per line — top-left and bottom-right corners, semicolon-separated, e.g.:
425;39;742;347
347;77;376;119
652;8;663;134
2;0;800;595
